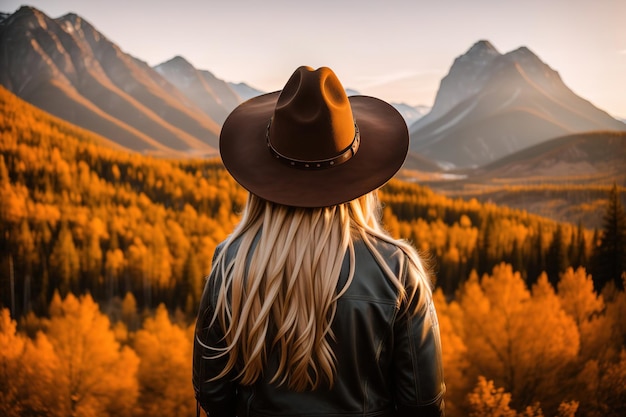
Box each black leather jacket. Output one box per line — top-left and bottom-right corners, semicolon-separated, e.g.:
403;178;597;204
193;236;445;416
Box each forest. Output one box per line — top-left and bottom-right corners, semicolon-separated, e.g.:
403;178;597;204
1;85;625;416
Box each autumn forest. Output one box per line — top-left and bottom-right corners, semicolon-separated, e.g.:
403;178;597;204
1;85;625;416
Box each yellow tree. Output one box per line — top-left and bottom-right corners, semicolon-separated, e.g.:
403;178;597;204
1;307;31;417
577;349;626;417
146;223;173;291
557;267;604;327
0;175;27;225
432;288;468;416
467;377;518;417
104;248;125;299
126;236;151;306
576;277;626;416
121;291;140;331
525;274;580;412
456;264;579;413
48;222;80;295
132;304;196;417
164;218;190;283
467;376;579;417
598;349;626;415
80;217;106;284
0;309;60;416
602;277;626;359
557;267;605;360
45;292;139;417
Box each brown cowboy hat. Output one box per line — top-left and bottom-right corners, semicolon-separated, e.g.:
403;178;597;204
219;66;408;207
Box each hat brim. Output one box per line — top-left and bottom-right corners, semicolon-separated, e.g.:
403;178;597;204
219;92;408;207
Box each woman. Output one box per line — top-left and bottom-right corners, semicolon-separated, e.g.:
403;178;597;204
193;66;445;416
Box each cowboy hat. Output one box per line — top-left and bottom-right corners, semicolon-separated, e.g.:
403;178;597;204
219;66;408;207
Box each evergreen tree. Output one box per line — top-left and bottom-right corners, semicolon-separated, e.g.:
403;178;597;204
569;220;587;269
593;184;626;290
547;224;568;287
527;226;546;286
576;226;588;268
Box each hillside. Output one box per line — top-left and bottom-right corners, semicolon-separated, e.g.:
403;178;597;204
154;56;241;125
413;131;626;228
0;85;129;152
474;130;626;181
0;6;224;156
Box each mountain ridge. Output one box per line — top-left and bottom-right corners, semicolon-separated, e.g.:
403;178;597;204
0;6;221;156
1;7;624;173
408;40;626;169
154;55;241;124
471;130;626;180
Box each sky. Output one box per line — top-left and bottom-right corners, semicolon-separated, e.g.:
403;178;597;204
3;0;626;118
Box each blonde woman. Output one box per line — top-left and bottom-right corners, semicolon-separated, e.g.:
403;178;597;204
193;66;445;417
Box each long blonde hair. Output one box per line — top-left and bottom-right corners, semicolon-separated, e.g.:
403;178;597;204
204;190;432;391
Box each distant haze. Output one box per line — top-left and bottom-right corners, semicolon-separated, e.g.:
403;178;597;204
1;0;625;119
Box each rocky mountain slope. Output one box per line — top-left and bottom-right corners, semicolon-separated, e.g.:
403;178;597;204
409;40;626;169
0;6;229;156
154;56;240;125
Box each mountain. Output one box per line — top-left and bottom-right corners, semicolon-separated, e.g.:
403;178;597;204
391;103;430;128
3;7;623;168
228;82;265;102
409;40;626;169
154;56;241;124
343;87;430;127
0;6;221;156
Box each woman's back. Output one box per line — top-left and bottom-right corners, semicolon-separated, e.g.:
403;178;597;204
195;231;444;416
192;65;445;417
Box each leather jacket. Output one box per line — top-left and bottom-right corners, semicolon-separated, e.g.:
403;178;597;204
193;235;445;417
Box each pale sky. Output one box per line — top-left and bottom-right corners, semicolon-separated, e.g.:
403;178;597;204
3;0;626;118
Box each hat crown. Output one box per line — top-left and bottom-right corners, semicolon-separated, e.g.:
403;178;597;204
269;66;355;162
